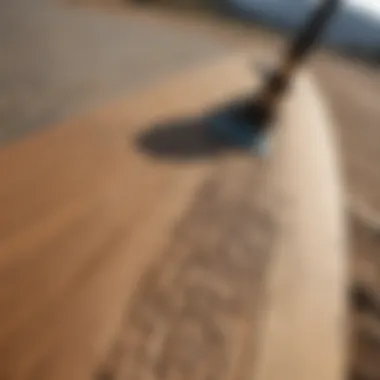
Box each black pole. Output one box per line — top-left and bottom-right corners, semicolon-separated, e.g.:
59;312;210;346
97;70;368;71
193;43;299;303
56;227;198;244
247;0;341;128
288;0;340;63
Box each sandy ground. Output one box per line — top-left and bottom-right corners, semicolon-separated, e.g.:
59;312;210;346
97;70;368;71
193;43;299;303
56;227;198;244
1;1;379;379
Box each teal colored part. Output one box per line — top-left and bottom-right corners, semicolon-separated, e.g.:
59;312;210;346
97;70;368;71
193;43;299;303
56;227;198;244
206;105;270;156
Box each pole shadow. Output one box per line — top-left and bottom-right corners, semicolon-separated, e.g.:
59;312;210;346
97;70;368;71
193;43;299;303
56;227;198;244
135;116;230;162
134;96;258;162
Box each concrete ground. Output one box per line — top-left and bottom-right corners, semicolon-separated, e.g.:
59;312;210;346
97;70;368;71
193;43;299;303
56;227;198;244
1;1;379;379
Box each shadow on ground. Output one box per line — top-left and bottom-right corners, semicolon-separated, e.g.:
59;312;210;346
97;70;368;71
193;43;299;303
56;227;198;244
135;117;229;161
135;96;264;161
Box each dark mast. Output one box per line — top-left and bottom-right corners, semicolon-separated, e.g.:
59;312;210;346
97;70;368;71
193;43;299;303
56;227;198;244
247;0;341;128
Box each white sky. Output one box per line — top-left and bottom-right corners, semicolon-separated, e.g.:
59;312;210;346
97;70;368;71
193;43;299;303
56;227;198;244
346;0;380;15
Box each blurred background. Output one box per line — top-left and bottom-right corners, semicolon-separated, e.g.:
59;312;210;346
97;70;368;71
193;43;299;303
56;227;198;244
1;0;379;379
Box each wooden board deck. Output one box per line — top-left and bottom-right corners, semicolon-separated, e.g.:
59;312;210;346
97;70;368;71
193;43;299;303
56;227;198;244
0;54;347;380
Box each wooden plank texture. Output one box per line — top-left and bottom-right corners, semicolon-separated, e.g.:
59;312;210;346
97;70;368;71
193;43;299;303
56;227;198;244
0;54;347;380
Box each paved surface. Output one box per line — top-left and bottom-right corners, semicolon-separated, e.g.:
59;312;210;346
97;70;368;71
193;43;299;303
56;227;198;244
0;0;233;144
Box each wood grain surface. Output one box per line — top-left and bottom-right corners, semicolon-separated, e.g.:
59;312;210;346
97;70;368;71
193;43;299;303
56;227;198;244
0;55;347;380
